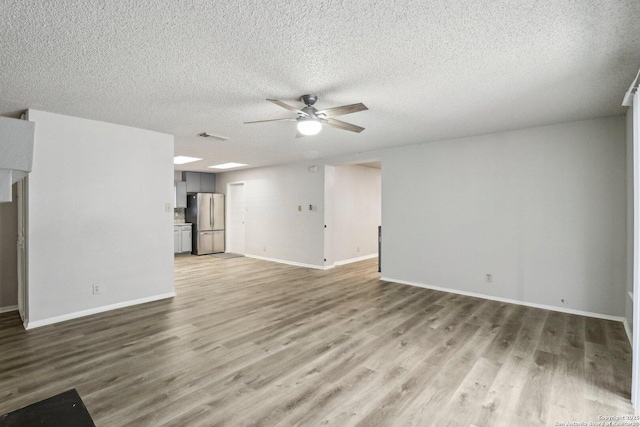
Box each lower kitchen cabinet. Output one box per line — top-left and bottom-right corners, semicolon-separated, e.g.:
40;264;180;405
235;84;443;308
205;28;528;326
174;224;193;254
180;225;192;253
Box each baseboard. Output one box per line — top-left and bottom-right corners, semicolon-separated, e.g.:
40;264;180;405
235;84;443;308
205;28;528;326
334;253;378;266
244;254;325;270
380;276;626;323
624;319;633;345
244;254;377;270
24;292;176;330
0;305;18;314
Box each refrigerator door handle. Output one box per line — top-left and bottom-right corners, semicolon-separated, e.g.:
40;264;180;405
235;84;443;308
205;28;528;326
210;197;214;229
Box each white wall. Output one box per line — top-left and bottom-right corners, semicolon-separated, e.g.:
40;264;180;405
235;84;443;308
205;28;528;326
631;91;640;412
0;183;18;311
331;164;381;263
215;162;325;268
26;110;175;326
627;105;635;335
382;116;626;317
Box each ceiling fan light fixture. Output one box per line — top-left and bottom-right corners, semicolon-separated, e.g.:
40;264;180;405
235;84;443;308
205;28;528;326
297;118;322;136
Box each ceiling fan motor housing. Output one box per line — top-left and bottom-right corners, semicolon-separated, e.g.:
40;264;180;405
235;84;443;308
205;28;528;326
301;94;317;106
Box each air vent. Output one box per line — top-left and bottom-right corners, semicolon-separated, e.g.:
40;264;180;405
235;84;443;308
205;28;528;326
198;132;228;141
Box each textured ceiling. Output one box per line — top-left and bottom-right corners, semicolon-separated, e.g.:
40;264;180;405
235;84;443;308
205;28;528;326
1;0;639;172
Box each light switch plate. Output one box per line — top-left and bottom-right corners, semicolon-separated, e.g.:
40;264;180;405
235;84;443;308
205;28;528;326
165;203;172;212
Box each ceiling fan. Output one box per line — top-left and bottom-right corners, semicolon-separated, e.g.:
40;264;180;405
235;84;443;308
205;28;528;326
244;94;368;137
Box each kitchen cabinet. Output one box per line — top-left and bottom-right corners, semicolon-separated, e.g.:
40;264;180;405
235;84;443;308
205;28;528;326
174;181;187;208
201;173;216;192
182;172;216;193
183;172;201;193
180;225;192;253
174;228;181;253
174;224;193;253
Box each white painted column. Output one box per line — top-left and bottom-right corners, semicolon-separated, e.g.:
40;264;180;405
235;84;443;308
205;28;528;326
633;92;640;411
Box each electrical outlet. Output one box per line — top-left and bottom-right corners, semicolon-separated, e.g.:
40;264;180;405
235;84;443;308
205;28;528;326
165;203;172;213
485;274;492;283
263;246;266;252
357;246;360;252
92;284;101;295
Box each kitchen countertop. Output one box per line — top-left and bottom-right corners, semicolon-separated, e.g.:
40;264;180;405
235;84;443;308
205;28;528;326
174;223;192;227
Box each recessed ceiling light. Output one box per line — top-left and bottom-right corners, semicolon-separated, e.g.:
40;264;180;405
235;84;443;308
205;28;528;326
208;162;248;170
174;156;202;165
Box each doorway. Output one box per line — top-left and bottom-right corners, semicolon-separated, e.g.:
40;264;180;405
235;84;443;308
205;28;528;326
226;182;245;255
0;183;19;316
325;161;381;269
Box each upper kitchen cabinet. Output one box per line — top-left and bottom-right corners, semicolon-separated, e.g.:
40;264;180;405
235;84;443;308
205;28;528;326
201;173;215;193
174;181;187;208
183;171;216;193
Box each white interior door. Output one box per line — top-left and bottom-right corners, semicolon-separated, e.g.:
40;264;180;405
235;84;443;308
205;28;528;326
227;183;245;254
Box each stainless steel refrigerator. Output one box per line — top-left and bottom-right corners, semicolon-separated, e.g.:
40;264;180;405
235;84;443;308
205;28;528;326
186;193;225;255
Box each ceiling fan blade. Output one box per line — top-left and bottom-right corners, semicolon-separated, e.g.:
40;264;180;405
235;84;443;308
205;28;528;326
197;132;228;141
244;118;295;124
321;118;365;133
267;99;309;116
315;103;368;118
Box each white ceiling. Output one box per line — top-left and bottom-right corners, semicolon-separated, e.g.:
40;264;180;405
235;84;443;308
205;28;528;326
1;1;639;172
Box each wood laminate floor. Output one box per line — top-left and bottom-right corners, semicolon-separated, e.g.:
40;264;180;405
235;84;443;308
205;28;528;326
0;256;634;426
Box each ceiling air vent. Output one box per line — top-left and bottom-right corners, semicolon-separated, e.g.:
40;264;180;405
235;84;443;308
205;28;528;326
197;132;228;141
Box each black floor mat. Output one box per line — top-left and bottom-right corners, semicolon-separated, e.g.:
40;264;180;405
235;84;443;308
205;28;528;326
0;389;95;427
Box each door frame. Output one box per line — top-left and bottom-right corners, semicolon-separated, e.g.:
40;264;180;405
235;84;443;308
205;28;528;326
16;176;28;327
226;181;245;255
